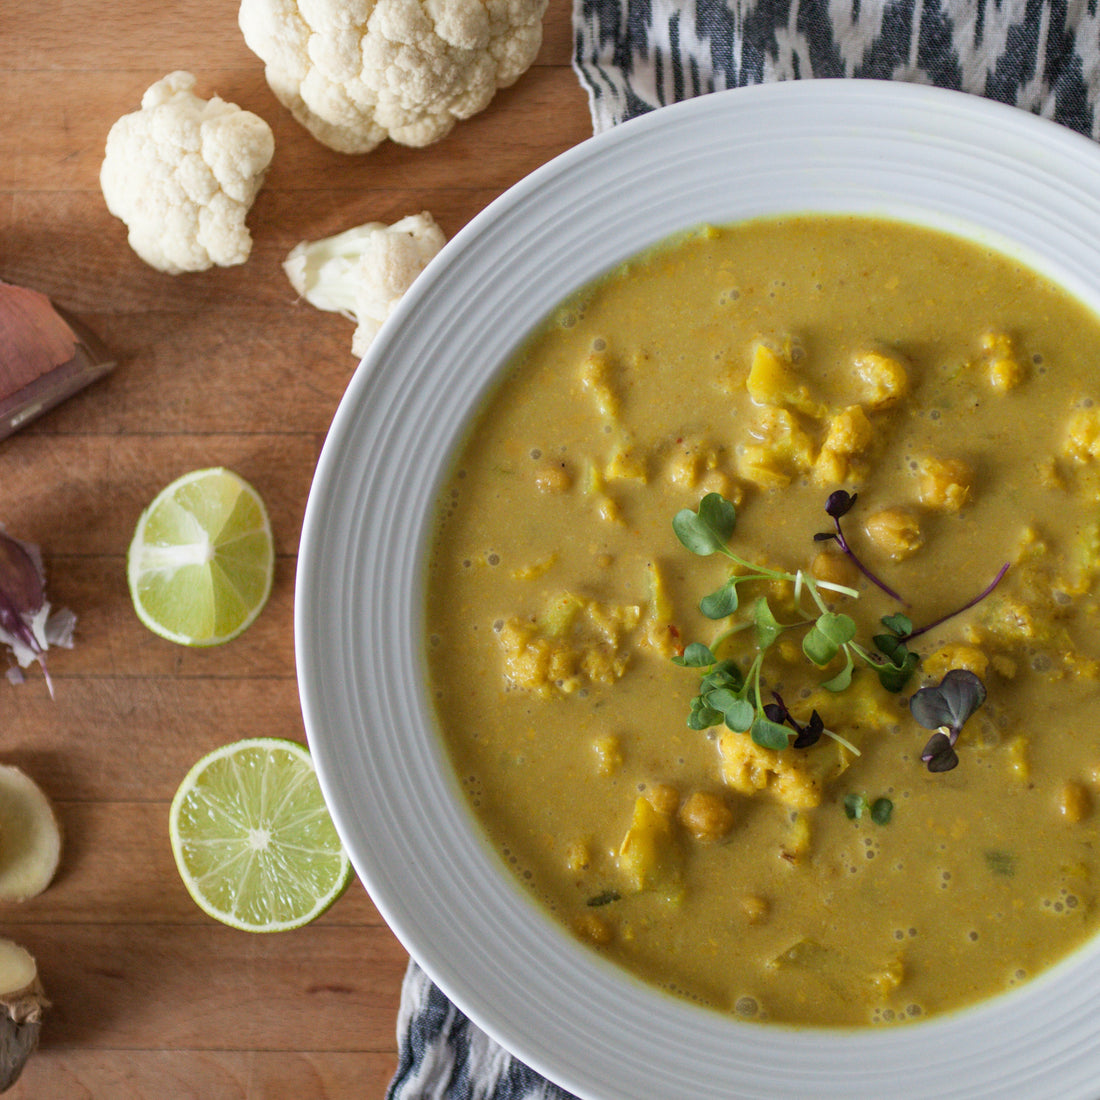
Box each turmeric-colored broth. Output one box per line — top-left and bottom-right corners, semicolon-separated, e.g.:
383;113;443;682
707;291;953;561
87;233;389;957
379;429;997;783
425;216;1100;1026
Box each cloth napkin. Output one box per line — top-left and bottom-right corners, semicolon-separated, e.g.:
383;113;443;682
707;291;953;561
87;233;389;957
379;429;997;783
386;3;1100;1098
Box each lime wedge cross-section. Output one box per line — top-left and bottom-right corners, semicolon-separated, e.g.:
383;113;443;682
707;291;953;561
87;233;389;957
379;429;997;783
127;467;274;646
169;738;352;932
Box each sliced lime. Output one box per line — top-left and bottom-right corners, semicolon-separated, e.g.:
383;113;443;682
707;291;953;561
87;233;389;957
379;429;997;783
169;738;351;932
127;467;274;646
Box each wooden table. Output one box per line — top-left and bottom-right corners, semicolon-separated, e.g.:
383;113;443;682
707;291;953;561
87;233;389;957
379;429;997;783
0;5;590;1095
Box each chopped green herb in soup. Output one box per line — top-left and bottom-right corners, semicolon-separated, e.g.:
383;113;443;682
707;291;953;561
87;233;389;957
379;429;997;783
425;215;1100;1027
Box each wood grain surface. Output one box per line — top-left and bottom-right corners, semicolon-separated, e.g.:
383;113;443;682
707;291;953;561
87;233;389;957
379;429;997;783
0;3;590;1096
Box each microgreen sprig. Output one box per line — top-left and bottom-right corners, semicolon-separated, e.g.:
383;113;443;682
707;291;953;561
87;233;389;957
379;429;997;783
909;668;987;772
814;490;905;602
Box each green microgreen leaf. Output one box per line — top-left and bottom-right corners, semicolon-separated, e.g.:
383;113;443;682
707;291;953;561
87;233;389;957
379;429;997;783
700;659;744;692
699;578;739;619
870;797;894;825
844;793;894;824
723;697;756;732
751;715;792;750
672;492;738;556
816;612;857;645
880;613;913;637
752;597;783;650
802;623;839;666
673;641;716;667
687;697;724;730
820;649;855;692
876;650;920;692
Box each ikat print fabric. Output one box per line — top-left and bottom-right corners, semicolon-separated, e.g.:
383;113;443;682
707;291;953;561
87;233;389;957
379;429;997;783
389;2;1100;1096
573;0;1100;135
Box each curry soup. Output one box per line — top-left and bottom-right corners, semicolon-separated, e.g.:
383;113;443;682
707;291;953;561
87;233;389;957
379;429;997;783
425;215;1100;1027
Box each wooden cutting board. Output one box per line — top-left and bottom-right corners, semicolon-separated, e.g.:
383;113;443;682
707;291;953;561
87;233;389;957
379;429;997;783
0;3;588;1095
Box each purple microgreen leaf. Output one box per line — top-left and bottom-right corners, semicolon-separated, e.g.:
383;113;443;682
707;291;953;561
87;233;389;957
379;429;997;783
792;709;824;749
921;731;960;772
910;669;986;733
824;489;858;519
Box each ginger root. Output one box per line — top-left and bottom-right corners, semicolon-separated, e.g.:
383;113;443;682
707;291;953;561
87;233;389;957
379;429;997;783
0;766;61;902
0;939;47;1091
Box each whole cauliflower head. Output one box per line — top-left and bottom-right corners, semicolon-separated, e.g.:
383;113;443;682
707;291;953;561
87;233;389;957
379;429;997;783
100;72;275;274
284;212;446;357
238;0;549;154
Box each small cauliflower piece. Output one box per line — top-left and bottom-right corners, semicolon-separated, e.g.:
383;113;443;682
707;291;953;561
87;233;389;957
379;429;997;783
922;643;989;681
100;72;274;274
239;0;548;154
718;732;844;809
578;350;620;422
813;405;874;484
736;407;816;490
917;455;974;511
851;350;909;409
862;507;923;561
284;212;446;357
746;342;823;416
1062;406;1100;464
617;795;681;893
979;331;1025;392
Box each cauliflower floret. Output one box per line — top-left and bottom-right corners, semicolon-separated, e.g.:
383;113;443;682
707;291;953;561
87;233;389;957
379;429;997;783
99;72;274;274
238;0;548;154
718;732;841;809
283;213;447;357
812;405;873;484
736;407;816;489
851;350;909;410
917;455;974;511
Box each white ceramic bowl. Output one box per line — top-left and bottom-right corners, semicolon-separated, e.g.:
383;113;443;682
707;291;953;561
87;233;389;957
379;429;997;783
296;80;1100;1099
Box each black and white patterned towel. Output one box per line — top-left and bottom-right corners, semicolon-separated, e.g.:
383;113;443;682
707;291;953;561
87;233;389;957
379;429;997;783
574;0;1100;136
386;4;1100;1098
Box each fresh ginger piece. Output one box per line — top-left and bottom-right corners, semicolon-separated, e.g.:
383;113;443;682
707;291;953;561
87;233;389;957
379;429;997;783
0;938;48;1092
0;766;62;902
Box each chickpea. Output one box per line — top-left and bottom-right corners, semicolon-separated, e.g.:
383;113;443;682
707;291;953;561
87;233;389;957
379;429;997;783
863;507;924;561
679;790;735;841
811;548;858;587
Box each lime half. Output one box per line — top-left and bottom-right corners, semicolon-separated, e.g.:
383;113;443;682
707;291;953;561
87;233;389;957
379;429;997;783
169;738;352;932
127;467;274;646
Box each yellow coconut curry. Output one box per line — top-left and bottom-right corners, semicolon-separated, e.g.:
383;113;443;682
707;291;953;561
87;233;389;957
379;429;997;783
424;215;1100;1027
